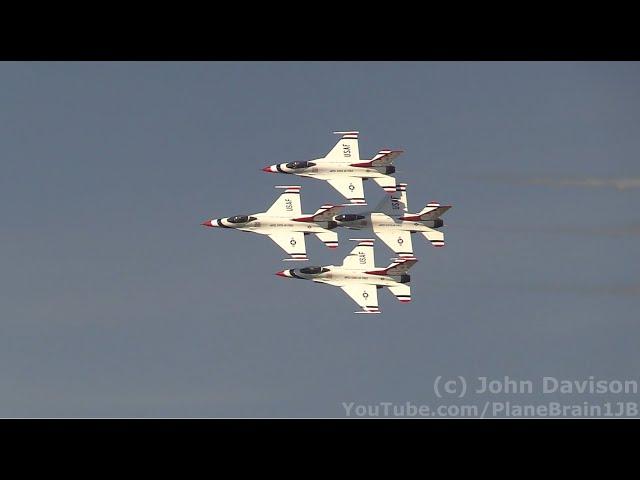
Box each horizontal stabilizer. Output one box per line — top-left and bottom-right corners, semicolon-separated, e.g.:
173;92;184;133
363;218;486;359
371;176;397;194
421;228;445;247
265;186;302;216
400;205;451;222
418;203;452;220
349;238;375;245
388;284;411;303
315;230;339;249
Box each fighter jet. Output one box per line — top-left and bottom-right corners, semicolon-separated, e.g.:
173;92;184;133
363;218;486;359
201;186;342;261
275;238;417;314
262;131;402;205
333;183;451;258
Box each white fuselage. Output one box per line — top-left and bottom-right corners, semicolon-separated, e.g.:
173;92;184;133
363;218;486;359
218;214;333;235
286;266;403;288
336;213;441;233
280;163;390;179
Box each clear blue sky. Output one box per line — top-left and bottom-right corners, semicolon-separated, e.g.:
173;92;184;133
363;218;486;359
1;62;638;416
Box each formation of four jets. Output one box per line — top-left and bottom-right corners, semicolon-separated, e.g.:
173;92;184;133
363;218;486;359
202;131;451;314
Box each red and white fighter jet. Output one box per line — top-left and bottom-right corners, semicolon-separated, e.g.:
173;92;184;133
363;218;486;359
201;186;342;261
275;239;418;314
262;131;402;205
333;183;451;257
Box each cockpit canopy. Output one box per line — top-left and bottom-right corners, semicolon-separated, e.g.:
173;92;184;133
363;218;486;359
335;214;365;222
299;266;330;275
285;161;316;169
227;215;257;224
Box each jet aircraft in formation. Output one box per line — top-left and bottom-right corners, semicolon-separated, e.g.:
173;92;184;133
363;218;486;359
202;131;451;313
334;183;451;258
276;239;417;314
201;185;342;261
262;131;402;205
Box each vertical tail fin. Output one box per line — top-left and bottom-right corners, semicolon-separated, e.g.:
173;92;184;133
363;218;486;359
342;238;375;269
395;183;408;212
417;202;452;220
369;149;403;166
293;204;343;222
323;131;360;162
366;257;418;276
372;182;408;215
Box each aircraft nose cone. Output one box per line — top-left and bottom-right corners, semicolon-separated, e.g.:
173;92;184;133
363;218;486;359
275;270;290;278
201;220;215;227
262;165;276;173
